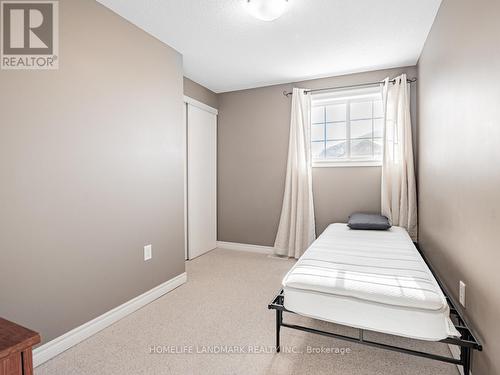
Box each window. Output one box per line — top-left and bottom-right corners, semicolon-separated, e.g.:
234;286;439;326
311;86;384;167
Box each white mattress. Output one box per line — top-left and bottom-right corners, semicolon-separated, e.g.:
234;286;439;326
282;223;459;341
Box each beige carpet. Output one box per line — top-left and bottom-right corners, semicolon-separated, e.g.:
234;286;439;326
36;249;459;375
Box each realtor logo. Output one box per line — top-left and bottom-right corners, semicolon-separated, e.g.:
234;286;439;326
1;0;58;69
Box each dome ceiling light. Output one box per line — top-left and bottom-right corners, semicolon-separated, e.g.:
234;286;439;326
245;0;289;22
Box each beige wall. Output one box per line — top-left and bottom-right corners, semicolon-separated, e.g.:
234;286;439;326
183;77;219;109
0;0;185;344
218;83;291;246
218;66;417;245
417;1;500;374
312;167;382;234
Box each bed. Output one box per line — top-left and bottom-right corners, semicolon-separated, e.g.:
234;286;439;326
268;223;482;374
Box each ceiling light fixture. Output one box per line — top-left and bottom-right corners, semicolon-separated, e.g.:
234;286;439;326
245;0;289;22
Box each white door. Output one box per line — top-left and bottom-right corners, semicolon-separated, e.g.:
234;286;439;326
187;101;217;259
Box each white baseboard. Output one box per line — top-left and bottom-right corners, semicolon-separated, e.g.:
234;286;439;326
216;241;274;255
33;272;187;367
448;344;468;375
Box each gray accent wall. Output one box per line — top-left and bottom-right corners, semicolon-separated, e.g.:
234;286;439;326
183;77;219;109
0;0;185;344
417;0;500;373
218;83;292;246
218;66;417;246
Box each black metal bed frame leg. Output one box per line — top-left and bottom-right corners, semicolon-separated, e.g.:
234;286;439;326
461;345;471;374
275;309;282;353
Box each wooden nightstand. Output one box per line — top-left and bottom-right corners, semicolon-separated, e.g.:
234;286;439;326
0;318;40;375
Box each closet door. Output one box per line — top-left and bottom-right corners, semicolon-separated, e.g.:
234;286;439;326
187;102;217;259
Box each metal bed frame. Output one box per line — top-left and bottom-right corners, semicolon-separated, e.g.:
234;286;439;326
268;246;482;374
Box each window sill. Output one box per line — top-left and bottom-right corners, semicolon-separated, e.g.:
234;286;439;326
312;160;382;168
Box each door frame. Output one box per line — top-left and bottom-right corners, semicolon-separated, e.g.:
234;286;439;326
184;96;218;116
183;96;218;260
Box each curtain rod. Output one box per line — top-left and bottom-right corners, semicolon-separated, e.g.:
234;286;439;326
282;77;417;97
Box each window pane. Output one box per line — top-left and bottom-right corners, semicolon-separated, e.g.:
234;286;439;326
350;139;373;158
311;141;325;159
326;104;346;122
326;122;346;140
373;100;384;118
374;138;383;158
350;119;373;139
311;124;325;141
312;106;325;124
374;119;384;137
350;101;372;120
311;89;387;164
325;140;347;159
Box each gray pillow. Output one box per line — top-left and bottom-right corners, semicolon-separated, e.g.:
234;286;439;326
347;213;391;230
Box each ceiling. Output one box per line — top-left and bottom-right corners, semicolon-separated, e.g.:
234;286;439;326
97;0;441;93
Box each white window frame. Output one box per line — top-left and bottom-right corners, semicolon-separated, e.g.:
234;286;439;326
310;87;384;168
312;159;382;168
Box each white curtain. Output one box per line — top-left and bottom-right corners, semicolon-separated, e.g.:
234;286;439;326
274;88;316;258
381;74;418;240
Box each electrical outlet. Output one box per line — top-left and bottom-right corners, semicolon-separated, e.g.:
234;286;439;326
459;281;466;307
144;244;152;261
